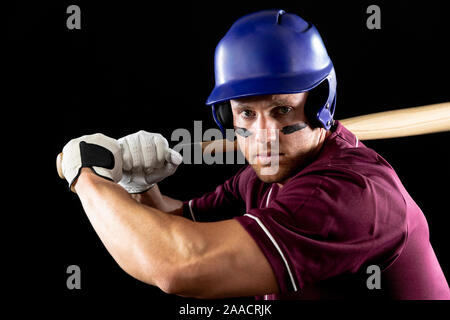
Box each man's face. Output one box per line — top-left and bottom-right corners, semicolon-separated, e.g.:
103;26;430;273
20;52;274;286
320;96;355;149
230;93;327;184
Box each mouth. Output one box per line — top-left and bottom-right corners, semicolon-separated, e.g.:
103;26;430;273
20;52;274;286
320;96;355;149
252;153;285;165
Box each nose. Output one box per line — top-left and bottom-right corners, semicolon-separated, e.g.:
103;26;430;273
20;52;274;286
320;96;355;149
253;115;279;144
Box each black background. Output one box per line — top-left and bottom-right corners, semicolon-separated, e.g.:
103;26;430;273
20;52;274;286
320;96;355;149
6;0;449;313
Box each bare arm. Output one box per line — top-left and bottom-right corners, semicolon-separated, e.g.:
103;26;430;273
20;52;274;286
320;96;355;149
130;184;184;216
74;168;278;298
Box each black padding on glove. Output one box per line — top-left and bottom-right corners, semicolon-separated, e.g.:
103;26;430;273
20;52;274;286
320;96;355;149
80;141;115;170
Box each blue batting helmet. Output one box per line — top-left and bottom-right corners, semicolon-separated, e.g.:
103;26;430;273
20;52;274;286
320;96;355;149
207;9;337;135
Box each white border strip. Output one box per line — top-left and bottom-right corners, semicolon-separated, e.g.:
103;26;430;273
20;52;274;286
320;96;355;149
266;185;273;208
244;213;298;292
188;200;196;222
355;136;359;147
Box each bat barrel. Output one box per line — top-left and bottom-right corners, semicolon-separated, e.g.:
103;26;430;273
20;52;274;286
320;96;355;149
340;102;450;140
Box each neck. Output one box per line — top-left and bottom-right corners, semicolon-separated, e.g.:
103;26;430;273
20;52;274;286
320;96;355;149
277;128;332;188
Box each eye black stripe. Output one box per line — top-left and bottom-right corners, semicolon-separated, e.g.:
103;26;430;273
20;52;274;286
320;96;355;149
235;127;253;138
281;122;308;135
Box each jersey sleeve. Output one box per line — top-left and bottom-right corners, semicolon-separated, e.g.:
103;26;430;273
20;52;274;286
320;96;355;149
183;166;249;222
234;166;408;294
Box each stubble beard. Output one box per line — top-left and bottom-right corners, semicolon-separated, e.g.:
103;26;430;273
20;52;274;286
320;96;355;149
250;148;317;184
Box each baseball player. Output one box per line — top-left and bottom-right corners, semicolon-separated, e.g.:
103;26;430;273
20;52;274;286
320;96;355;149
60;10;449;299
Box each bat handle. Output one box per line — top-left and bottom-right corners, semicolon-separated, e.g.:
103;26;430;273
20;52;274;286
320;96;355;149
57;153;65;179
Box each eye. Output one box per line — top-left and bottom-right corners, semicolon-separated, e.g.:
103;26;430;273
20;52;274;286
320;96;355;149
279;106;291;114
275;106;293;116
240;109;255;119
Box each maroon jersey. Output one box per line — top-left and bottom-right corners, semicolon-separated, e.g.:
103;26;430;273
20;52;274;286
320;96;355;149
183;121;449;299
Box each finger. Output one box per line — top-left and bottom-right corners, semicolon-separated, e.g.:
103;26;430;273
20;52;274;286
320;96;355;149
139;131;157;172
153;134;169;169
166;148;183;166
145;163;177;185
118;138;133;171
164;161;178;176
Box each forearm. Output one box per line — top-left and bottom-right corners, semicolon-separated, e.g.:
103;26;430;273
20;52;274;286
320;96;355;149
131;184;183;216
74;168;186;287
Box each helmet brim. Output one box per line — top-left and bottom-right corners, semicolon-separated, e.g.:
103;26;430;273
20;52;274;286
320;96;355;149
206;64;334;105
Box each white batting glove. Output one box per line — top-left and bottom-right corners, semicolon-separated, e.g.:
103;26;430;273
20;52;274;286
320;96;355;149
62;133;123;190
118;131;183;194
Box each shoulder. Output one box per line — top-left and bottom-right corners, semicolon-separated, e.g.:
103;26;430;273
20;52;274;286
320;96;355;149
275;172;407;252
285;142;406;217
299;121;398;188
277;147;407;241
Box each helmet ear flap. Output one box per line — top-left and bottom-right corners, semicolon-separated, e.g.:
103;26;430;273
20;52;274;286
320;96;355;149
305;73;336;130
212;102;233;135
305;80;329;129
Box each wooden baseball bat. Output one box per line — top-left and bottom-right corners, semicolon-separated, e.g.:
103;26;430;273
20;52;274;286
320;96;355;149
57;102;450;179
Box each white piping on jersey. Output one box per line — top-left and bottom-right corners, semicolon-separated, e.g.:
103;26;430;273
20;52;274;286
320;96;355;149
188;199;196;222
244;213;298;292
266;185;274;208
263;186;274;300
355;136;359;147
